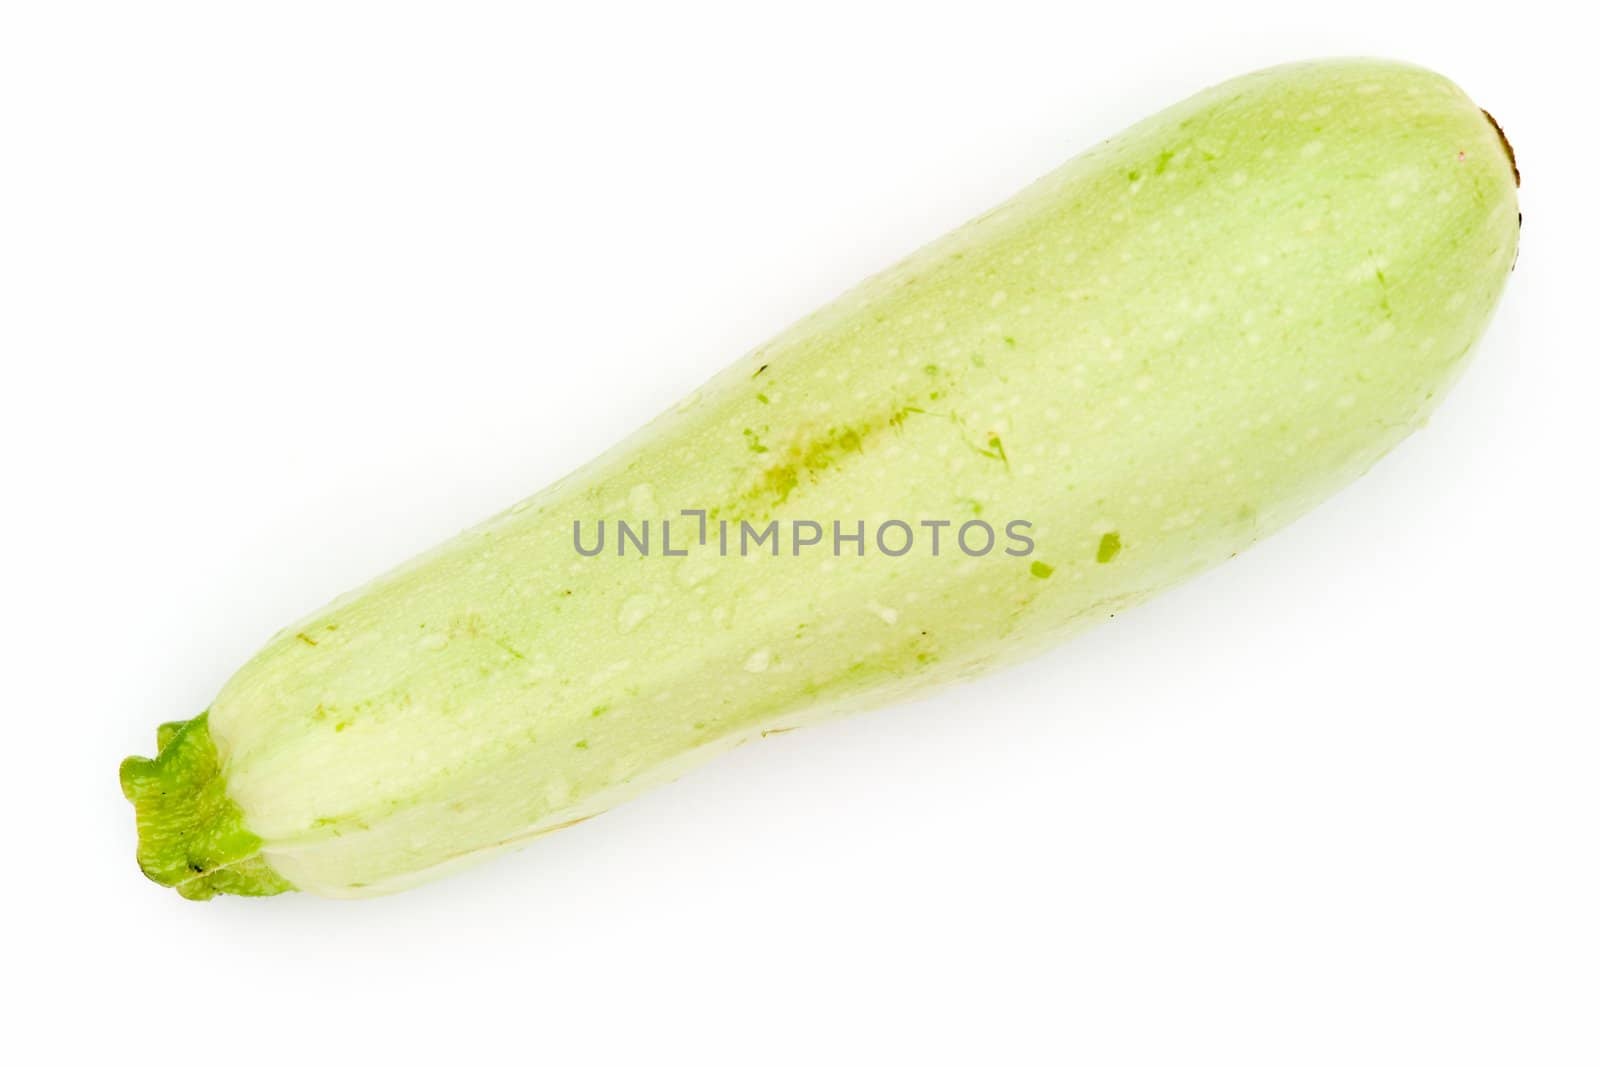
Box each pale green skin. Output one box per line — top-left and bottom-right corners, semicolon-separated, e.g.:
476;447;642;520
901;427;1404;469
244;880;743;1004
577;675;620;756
122;59;1518;899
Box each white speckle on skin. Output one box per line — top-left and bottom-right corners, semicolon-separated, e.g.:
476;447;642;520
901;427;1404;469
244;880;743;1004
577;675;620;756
990;290;1008;307
617;594;655;634
743;648;772;673
419;632;448;652
867;602;899;625
1302;140;1325;158
628;483;657;515
588;660;631;686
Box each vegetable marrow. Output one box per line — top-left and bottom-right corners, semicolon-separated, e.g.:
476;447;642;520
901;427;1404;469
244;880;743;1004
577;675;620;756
121;59;1519;899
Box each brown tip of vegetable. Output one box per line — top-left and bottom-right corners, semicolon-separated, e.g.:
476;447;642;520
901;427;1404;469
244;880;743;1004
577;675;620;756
1481;108;1520;188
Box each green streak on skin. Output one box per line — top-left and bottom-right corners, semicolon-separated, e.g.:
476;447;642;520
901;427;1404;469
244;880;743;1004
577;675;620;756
119;714;294;899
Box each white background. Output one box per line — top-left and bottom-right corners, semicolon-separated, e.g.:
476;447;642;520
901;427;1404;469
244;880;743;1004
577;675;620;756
4;2;1595;1063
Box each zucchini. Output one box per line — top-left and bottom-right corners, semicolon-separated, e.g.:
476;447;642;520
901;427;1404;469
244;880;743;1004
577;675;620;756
121;58;1518;899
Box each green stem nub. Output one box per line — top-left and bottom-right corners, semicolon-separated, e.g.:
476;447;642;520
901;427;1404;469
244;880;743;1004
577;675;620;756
119;713;294;900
